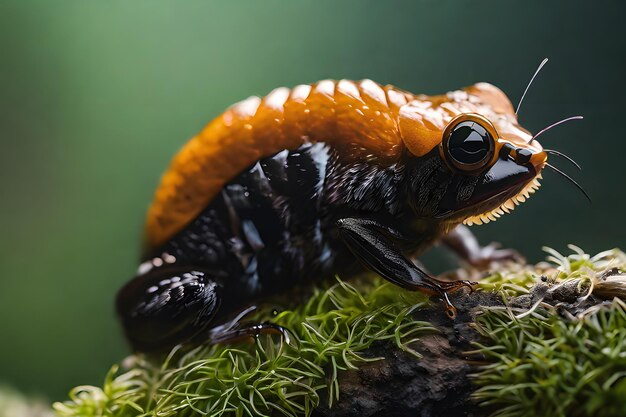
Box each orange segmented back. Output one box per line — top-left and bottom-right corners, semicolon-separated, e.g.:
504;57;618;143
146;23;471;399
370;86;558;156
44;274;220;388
145;80;526;250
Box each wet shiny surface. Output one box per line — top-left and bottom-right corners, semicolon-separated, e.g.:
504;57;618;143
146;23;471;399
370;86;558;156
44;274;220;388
146;80;543;250
1;0;622;400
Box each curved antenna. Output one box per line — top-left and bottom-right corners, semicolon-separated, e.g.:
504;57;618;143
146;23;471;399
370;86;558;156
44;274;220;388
516;58;549;115
543;149;582;171
545;163;591;202
529;115;583;145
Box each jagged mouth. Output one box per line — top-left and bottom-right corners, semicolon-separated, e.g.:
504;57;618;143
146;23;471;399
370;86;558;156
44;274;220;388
463;171;543;225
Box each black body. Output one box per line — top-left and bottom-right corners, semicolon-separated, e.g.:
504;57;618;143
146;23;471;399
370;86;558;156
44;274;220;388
117;141;525;351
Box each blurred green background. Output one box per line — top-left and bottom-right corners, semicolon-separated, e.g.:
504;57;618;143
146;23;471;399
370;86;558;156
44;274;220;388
0;0;624;401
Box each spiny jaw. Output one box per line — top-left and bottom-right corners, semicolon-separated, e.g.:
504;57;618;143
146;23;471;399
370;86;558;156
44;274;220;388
430;116;548;227
463;172;543;226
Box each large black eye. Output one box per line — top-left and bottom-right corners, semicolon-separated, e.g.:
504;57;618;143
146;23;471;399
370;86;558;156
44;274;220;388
443;119;495;172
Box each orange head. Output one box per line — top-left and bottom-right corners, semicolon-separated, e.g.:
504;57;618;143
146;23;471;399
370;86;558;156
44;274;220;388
397;82;547;226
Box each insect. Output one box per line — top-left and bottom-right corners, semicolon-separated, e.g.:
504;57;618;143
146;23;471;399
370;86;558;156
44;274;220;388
117;64;585;352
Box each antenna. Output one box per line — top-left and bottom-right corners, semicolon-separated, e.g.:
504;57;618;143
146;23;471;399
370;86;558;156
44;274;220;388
529;116;584;145
516;58;549;115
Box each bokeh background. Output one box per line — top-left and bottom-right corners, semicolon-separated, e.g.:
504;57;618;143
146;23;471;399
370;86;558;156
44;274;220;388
1;0;624;401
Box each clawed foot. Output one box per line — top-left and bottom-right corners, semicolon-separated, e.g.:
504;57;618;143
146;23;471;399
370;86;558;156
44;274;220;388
427;277;479;320
204;305;294;346
431;277;478;294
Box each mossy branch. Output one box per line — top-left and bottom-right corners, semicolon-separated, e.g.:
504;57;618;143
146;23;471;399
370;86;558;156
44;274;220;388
52;247;626;417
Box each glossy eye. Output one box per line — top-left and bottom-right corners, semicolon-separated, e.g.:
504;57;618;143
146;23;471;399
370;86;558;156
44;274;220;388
442;117;495;173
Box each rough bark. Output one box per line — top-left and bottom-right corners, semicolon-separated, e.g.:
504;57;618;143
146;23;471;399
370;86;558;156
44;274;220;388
312;292;502;417
313;278;614;417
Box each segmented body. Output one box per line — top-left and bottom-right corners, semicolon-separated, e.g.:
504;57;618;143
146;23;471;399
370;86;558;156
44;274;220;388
122;78;547;350
140;80;540;324
147;80;421;250
151;140;449;319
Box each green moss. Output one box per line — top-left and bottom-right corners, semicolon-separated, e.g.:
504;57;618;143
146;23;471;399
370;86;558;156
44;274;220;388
472;246;626;417
53;247;626;417
54;279;437;417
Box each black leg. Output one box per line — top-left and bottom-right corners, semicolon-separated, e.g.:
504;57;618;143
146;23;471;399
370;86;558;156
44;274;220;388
193;304;293;345
116;267;222;352
336;218;476;318
442;225;524;269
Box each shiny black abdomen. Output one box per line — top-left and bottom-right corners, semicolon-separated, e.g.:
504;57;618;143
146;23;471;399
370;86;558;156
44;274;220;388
148;142;414;319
